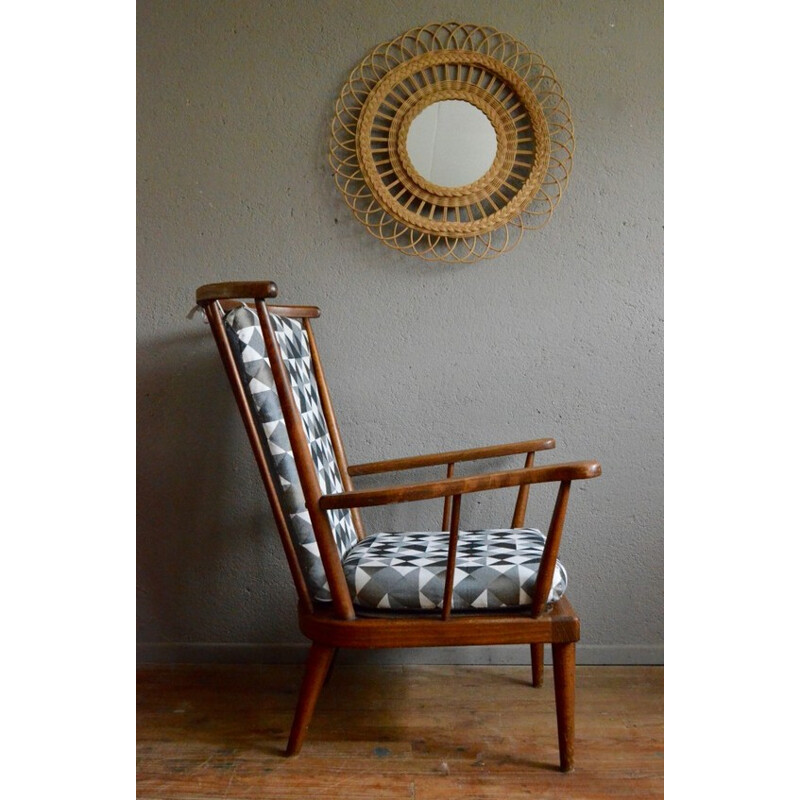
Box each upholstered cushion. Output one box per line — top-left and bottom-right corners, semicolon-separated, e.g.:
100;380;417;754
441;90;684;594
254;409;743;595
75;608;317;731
342;528;567;611
224;306;358;602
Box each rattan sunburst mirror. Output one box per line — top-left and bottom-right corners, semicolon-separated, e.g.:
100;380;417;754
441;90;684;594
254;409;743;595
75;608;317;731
330;21;574;263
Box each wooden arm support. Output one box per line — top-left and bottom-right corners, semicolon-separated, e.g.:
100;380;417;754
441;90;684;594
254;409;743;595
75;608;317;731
319;460;600;510
348;438;556;476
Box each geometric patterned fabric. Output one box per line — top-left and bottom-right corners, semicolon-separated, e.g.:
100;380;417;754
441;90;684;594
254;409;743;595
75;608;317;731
223;305;358;602
222;305;569;615
341;528;567;612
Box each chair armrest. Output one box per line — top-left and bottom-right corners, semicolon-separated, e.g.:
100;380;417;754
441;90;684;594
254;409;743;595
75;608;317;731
319;460;601;510
348;438;557;477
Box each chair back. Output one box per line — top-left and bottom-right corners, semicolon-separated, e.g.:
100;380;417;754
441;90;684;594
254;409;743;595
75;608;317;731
196;283;360;612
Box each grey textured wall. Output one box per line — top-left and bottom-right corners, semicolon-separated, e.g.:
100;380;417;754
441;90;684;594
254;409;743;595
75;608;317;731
137;0;663;664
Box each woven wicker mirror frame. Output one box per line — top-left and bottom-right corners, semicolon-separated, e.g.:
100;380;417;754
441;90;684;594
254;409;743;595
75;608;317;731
330;22;574;263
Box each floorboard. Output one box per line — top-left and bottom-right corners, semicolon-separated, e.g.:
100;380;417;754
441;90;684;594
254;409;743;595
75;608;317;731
137;664;663;799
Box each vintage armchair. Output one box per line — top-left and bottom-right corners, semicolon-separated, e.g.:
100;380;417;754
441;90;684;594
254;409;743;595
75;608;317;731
194;281;601;771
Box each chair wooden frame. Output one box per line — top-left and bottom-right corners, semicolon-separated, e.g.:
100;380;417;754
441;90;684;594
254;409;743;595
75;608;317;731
195;281;601;771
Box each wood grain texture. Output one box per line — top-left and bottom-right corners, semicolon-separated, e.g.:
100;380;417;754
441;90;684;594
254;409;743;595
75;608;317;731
137;664;663;798
348;439;556;476
217;300;322;318
196;281;278;302
298;598;580;649
321;462;601;509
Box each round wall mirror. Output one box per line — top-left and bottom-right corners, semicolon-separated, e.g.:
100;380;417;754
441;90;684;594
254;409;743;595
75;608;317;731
330;22;574;263
405;100;498;188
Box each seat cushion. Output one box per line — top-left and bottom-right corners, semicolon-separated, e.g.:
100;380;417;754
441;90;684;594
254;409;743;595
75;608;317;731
342;528;567;612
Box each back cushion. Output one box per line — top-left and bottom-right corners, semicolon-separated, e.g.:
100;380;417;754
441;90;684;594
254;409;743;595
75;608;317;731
224;305;358;602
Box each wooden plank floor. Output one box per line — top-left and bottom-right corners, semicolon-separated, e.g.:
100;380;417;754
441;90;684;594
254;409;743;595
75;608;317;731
137;663;663;799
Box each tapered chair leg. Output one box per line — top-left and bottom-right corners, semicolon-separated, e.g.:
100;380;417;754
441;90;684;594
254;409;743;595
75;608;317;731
530;643;544;687
323;647;339;686
552;641;576;772
286;642;336;756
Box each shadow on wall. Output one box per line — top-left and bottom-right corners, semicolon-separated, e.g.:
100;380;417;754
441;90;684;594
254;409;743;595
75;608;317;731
136;329;300;647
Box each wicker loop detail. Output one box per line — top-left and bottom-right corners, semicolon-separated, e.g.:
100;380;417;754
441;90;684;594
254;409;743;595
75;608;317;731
330;22;574;263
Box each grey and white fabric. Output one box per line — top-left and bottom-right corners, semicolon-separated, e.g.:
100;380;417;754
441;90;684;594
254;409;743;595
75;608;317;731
224;306;358;601
341;528;566;611
223;305;568;613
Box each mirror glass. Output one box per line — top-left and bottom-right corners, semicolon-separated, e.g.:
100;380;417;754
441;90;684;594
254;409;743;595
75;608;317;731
405;100;497;187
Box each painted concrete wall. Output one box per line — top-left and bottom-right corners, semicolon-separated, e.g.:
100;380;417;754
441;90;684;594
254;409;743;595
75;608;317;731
137;0;663;664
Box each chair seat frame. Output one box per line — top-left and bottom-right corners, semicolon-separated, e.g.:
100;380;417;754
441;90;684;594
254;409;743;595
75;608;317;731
195;281;601;771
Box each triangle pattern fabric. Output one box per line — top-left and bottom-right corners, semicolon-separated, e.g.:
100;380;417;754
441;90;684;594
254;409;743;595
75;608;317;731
223;306;358;602
223;307;569;616
341;529;568;612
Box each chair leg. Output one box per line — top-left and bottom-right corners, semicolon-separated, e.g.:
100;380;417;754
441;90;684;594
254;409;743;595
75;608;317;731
530;643;544;687
286;642;336;756
323;647;339;686
552;641;576;772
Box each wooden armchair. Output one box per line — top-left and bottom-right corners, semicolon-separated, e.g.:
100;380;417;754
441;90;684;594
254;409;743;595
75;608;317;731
194;281;601;771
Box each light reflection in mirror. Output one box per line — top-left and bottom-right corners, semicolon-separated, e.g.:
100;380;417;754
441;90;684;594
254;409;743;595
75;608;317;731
405;100;497;187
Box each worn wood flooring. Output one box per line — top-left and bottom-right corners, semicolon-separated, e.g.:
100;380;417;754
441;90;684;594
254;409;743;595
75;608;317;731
137;663;663;799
